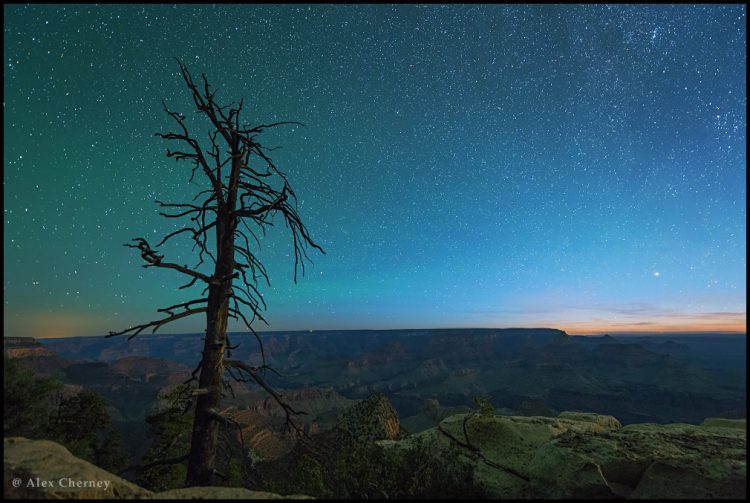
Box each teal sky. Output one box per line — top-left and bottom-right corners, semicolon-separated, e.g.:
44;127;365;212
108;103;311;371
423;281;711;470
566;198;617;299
4;4;746;338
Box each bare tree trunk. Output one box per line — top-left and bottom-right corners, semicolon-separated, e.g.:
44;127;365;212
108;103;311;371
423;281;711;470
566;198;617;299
184;285;227;485
186;210;234;486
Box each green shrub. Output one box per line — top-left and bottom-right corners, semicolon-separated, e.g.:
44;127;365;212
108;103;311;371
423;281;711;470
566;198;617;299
256;433;488;499
4;356;62;438
473;395;495;416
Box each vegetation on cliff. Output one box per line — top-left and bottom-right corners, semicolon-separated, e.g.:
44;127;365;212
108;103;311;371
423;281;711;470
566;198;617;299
4;356;127;473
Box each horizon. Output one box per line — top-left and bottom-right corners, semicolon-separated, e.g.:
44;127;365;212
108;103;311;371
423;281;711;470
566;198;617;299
4;5;746;340
5;326;746;341
5;309;745;339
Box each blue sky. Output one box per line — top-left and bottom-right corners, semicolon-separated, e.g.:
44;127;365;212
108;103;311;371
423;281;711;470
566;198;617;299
4;4;746;338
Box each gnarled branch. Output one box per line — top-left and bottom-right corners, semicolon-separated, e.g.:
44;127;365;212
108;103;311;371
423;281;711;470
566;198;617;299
108;308;208;340
224;359;307;435
125;238;211;283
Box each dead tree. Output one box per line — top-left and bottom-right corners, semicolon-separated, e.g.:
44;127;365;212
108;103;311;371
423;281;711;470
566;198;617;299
108;59;323;486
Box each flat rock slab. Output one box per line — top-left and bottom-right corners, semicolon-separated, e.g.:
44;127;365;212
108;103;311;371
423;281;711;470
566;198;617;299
380;412;746;499
4;437;151;499
4;437;312;500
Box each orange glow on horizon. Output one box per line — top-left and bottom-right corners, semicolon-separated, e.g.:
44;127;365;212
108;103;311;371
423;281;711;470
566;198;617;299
4;311;106;340
4;308;746;339
558;320;747;335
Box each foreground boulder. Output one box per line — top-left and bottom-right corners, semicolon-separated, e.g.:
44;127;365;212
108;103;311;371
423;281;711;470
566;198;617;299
379;413;746;499
532;420;746;499
3;437;309;499
4;437;150;499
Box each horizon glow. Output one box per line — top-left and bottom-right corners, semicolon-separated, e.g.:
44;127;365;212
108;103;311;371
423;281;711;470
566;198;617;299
4;5;746;339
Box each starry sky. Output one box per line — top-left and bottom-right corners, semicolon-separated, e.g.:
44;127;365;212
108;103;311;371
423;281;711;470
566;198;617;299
4;4;746;338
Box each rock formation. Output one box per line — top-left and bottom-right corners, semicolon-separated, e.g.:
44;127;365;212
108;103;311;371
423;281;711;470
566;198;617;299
337;392;406;441
4;437;150;499
3;337;70;376
3;437;310;499
4;404;745;499
379;413;746;499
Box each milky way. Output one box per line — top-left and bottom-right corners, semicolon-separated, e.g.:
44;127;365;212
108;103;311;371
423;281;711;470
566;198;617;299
4;4;746;337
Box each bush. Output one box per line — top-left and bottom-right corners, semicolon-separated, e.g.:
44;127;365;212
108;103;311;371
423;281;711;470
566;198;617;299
4;356;62;438
4;356;127;472
473;395;495;416
255;433;487;499
136;388;193;491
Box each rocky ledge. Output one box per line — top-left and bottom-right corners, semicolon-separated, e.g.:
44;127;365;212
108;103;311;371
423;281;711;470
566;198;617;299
3;437;310;499
379;412;746;499
4;410;745;499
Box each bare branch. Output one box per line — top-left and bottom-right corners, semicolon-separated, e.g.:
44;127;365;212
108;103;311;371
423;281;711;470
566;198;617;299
237;121;305;136
224;359;307;435
232;191;288;219
157;98;224;202
157;298;208;314
125;238;211;283
154;227;195;248
107;308;207;340
178;276;200;290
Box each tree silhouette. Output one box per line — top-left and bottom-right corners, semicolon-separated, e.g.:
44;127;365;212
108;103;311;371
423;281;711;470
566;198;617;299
109;59;323;486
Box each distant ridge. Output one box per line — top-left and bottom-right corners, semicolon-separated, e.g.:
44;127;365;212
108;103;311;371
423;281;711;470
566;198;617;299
9;326;746;341
10;327;571;341
12;327;746;427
